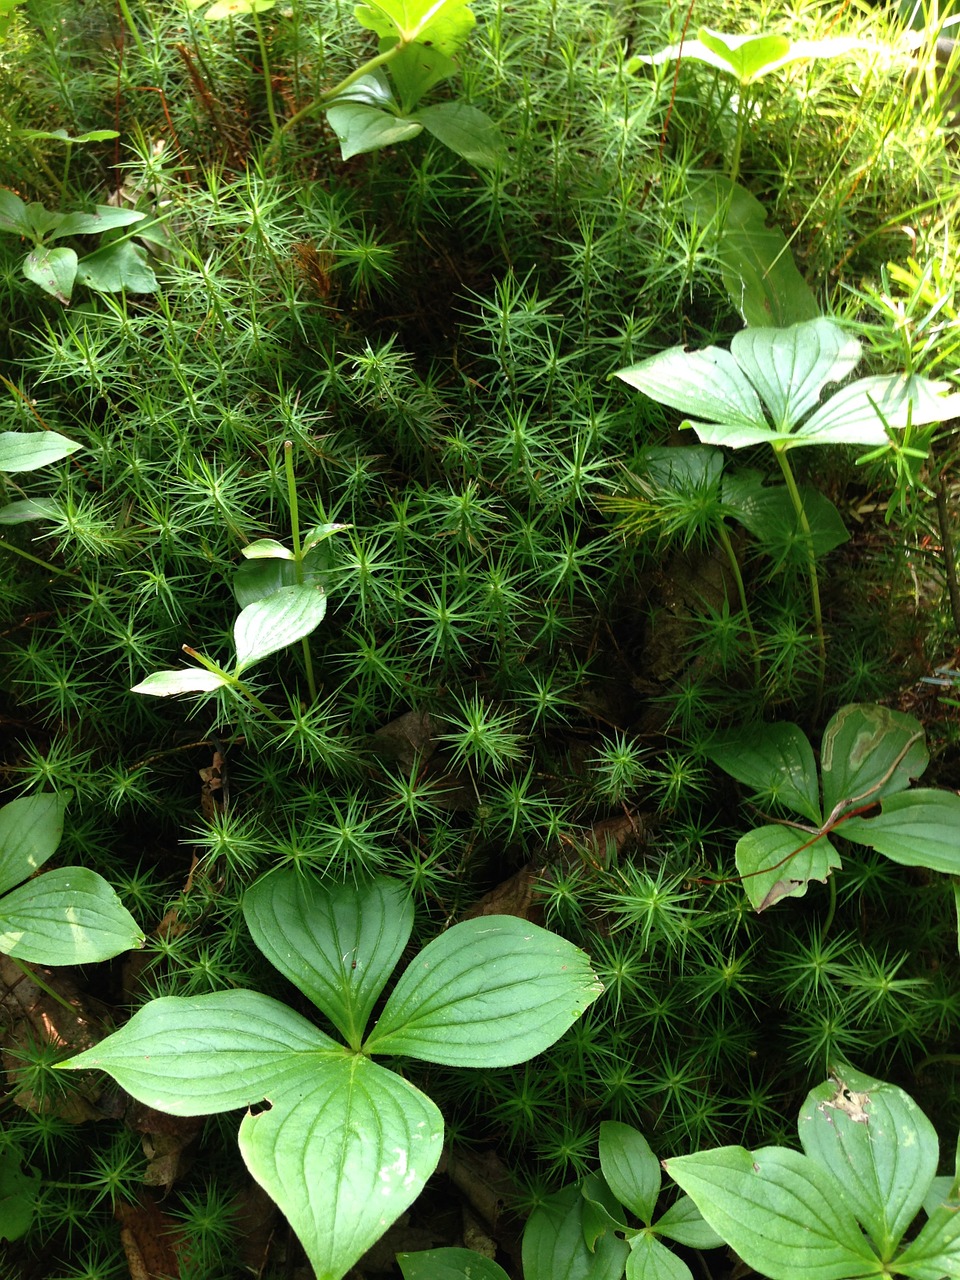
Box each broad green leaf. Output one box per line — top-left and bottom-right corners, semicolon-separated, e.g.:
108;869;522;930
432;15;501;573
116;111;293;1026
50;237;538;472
0;793;69;897
654;1196;724;1249
243;870;414;1048
599;1121;661;1224
325;103;422;160
387;41;457;108
697;29;793;82
234;545;327;607
301;522;350;551
922;1177;955;1219
634;30;867;84
840;790;960;874
616;346;765;438
192;0;277;17
0;1150;39;1243
0;498;59;523
328;70;396;109
894;1183;960;1279
641;444;724;491
22;202;63;240
665;1146;881;1280
354;0;475;54
130;668;230;696
0;430;82;473
0;187;30;235
792;375;960;448
735;824;839;912
523;1184;630;1280
626;1234;692;1280
723;474;849;562
364;915;602;1066
58;990;343;1112
580;1172;627;1250
242;538;294;560
75;241;158;294
688;178;821;328
398;1247;511;1280
819;704;928;819
239;1055;443;1280
415;103;504;167
22;246;77;303
17;127;119;144
799;1069;938;1256
703;721;821;822
730;320;860;431
0;867;144;964
50;207;145;238
235;557;297;605
233;582;327;671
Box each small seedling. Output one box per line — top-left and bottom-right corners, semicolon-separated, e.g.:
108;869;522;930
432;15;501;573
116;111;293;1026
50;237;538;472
400;1120;722;1280
0;187;158;305
705;701;960;913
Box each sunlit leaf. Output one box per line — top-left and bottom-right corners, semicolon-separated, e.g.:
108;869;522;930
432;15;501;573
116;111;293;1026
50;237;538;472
233;583;327;671
0;867;144;964
130;669;231;696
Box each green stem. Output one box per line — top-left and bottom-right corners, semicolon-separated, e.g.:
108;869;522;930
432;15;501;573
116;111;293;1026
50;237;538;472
232;678;284;723
284;440;302;563
251;6;281;142
116;0;150;63
7;955;77;1014
774;445;826;716
0;537;73;576
265;40;406;157
728;86;748;185
716;520;762;685
182;645;284;723
284;440;319;702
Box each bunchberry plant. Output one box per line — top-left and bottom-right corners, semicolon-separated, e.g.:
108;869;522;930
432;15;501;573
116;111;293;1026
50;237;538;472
0;792;142;964
132;446;346;712
235;0;504;163
0;187;157;305
635;27;866;182
0;1144;39;1243
667;1067;960;1280
616;317;960;706
400;1120;723;1280
59;869;601;1280
705;702;960;912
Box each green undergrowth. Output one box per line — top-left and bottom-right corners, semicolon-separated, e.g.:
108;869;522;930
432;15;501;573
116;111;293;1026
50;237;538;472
1;0;959;1275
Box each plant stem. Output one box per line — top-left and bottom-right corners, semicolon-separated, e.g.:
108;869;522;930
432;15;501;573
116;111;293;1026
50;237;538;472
265;41;406;156
284;440;319;703
0;538;73;576
716;520;762;685
233;678;284;722
7;955;77;1014
251;5;281;142
116;0;150;64
773;445;826;716
728;86;748;185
